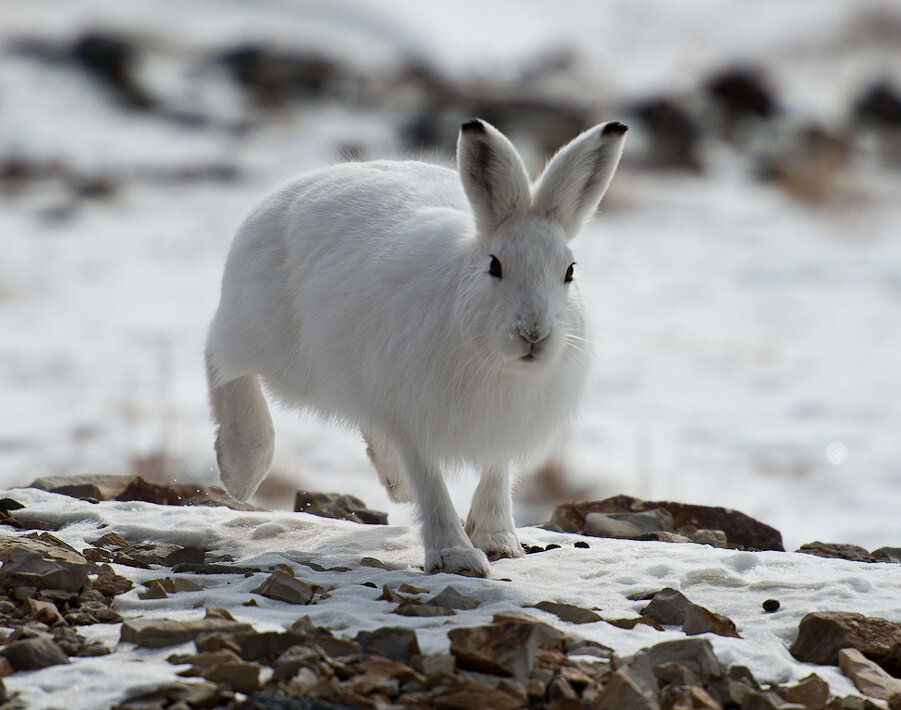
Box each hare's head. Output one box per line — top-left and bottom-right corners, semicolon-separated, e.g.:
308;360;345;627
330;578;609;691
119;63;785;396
455;118;627;370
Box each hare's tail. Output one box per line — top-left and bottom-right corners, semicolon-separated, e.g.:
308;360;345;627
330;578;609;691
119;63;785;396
206;351;274;502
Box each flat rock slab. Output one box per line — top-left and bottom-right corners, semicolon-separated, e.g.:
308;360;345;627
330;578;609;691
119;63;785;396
797;541;875;563
0;532;90;592
839;648;901;701
528;601;603;625
584;509;674;539
252;565;316;604
449;620;540;679
354;627;420;664
551;495;784;551
120;616;255;648
790;611;901;668
294;490;388;525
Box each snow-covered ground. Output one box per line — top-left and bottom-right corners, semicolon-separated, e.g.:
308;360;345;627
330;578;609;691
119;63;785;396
4;486;901;709
1;0;900;557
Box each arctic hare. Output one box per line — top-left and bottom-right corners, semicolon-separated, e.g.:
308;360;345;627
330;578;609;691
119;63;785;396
206;118;627;577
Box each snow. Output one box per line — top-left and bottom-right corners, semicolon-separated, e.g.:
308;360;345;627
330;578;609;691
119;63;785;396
4;487;901;708
0;0;900;703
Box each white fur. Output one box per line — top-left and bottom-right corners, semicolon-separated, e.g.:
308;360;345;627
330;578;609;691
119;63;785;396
206;119;627;576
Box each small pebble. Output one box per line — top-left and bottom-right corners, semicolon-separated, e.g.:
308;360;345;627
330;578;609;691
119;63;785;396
574;541;590;549
545;544;561;551
361;582;377;588
762;599;780;612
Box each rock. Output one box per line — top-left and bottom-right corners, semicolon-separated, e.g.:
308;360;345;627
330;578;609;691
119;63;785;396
855;82;901;129
636;638;725;686
653;661;702;688
641;588;692;626
69;32;154;110
294;490;388;525
594;670;657;710
706;67;777;119
200;659;260;694
449;620;540;679
633;97;703;172
433;681;523;710
252;565;316;605
90;532;129;549
30;473;135;501
528;601;602;625
394;597;454;617
413;653;457;678
24;598;65;626
584;509;674;539
660;684;721;709
163;681;223;709
780;673;830;710
872;547;901;563
790;612;901;668
355;627;420;664
603;616;664;631
91;564;133;597
139;580;169;600
682;604;741;638
0;532;90;592
429;586;480;611
0;637;69;670
839;648;901;701
688;529;729;547
550;496;783;551
120;616;254;649
797;542;875;563
399;583;429;594
360;556;401;570
171;562;263;575
763;599;781;613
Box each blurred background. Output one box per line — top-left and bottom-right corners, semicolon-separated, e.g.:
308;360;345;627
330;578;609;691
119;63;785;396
1;0;899;550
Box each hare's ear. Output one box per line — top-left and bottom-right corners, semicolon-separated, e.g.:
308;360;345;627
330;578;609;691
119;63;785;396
532;121;628;240
457;119;531;235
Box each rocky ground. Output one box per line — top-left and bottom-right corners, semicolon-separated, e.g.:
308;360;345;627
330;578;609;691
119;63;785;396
0;475;899;709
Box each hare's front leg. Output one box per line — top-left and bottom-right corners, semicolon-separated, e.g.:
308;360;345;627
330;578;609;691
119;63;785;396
400;448;490;577
465;465;523;561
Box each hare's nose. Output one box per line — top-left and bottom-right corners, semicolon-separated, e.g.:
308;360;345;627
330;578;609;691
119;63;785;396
518;323;549;344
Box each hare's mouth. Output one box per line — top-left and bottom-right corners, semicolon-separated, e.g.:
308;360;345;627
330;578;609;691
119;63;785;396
520;352;537;363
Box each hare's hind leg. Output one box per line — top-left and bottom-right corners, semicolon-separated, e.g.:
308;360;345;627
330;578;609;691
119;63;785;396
465;465;523;560
364;433;411;503
207;352;275;502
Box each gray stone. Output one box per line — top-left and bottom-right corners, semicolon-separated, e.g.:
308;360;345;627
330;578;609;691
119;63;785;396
636;638;724;685
797;541;874;563
294;490;388;525
252;567;316;605
429;586;480;611
584;508;674;539
354;627;420;664
839;648;901;700
872;547;901;563
790;611;901;667
1;636;69;670
0;532;90;592
641;587;692;626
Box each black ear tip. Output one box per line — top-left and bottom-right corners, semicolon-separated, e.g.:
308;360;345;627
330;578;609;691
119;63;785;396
461;118;487;133
602;121;629;135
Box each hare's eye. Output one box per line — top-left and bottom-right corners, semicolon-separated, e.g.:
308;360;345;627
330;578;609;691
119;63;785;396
488;255;503;279
564;263;575;283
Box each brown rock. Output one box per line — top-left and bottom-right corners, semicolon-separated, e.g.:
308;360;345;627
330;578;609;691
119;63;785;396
839;648;901;701
528;601;602;625
0;637;69;670
394;597;454;617
0;533;90;592
30;473;135;500
139;580;169;600
604;616;665;631
90;564;133;597
200;660;260;694
797;542;874;563
780;673;829;710
355;627;420;664
90;532;129;549
682;604;741;638
594;671;657;710
120;616;254;648
433;681;524;710
872;547;901;564
252;566;316;604
295;490;388;525
429;586;480;611
790;612;901;667
583;509;674;539
449;620;540;679
551;495;783;551
24;598;65;626
661;684;721;709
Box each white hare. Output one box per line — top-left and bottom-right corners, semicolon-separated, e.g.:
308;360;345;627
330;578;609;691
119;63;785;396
206;118;627;577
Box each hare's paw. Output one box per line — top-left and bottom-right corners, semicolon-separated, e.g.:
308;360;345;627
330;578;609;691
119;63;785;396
467;529;524;561
425;546;490;578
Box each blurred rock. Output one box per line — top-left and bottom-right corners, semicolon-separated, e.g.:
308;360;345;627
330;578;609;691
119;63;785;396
120;615;254;649
682;604;741;639
354;627;420;664
69;31;154;110
0;532;89;592
527;601;602;625
429;586;480;611
432;681;523;710
855;82;901;129
872;547;901;563
634;97;704;171
706;67;777;120
295;490;388;525
449;619;540;679
797;542;874;563
790;611;901;668
0;637;69;671
550;496;783;551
